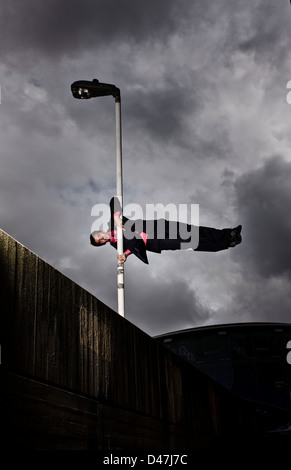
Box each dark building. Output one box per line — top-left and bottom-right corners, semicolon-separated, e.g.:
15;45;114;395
155;322;291;435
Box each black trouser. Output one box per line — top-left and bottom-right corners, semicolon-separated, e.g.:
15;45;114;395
193;226;232;252
146;221;232;253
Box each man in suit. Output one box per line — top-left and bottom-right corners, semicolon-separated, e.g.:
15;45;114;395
90;197;242;264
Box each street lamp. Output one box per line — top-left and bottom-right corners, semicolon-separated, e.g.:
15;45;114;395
71;79;125;317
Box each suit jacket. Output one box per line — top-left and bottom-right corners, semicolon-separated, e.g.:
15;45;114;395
109;197;152;264
109;197;186;264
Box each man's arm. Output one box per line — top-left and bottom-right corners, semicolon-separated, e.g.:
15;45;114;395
111;197;130;262
117;251;130;263
109;196;149;264
110;196;125;230
113;212;124;230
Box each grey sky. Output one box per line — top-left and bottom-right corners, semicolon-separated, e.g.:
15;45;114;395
1;0;291;336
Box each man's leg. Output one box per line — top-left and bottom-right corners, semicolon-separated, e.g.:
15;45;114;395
194;225;242;252
147;221;242;253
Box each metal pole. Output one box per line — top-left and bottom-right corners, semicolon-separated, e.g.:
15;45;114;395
115;94;125;317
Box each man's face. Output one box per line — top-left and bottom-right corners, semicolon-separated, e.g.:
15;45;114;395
94;230;108;245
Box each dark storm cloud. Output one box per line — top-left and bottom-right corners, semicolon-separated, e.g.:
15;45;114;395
0;0;190;61
237;2;291;66
125;274;212;336
234;156;291;278
124;85;200;143
2;0;290;67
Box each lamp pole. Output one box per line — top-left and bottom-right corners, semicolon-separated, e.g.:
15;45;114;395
114;93;125;317
71;79;125;317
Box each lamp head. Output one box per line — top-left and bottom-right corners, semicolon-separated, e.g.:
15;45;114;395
71;79;120;99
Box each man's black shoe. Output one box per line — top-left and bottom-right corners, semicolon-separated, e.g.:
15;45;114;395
229;225;242;247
